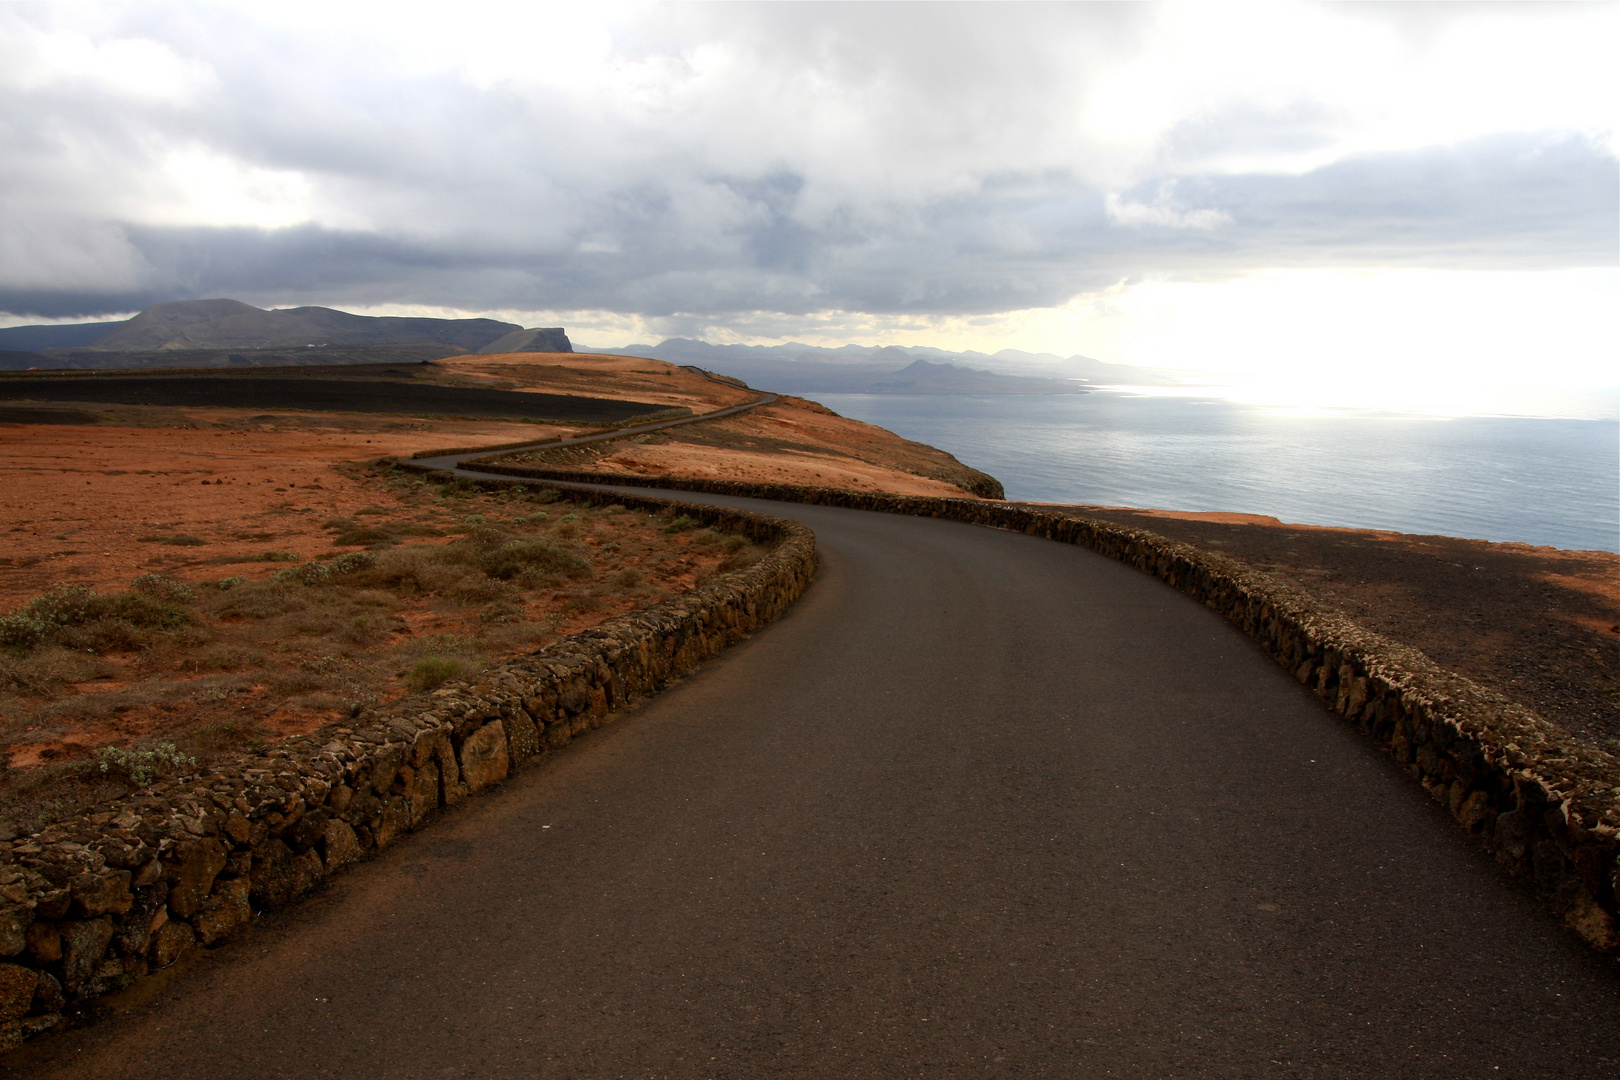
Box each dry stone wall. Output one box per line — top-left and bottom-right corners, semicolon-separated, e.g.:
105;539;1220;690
472;461;1620;956
0;480;816;1049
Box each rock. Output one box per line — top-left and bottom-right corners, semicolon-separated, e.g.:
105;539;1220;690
290;810;329;850
1456;790;1495;836
166;838;228;918
34;888;70;921
250;841;323;910
59;918;114;996
26;921;61;963
506;711;540;767
408;761;440;828
71;868;134;917
223;810;251;845
0;964;37;1022
32;971;64;1013
148;919;194;969
372;796;411;849
191;878;251;946
322;819;363;874
132;857;164;889
342;790;381;827
114;885;168;957
369;744;406;793
558;683;590;715
459;721;509;792
328;784;354;815
0;907;27;957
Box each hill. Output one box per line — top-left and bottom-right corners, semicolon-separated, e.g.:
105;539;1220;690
0;299;530;355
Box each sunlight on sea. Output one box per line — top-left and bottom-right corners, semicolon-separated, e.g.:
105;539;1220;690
812;390;1620;552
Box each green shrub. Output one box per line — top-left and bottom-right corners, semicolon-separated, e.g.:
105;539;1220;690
94;741;196;788
662;514;698;533
274;551;377;586
130;573;194;602
1;584;190;652
0;614;52;650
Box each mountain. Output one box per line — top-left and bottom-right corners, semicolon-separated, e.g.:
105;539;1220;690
478;327;574;354
0;321;127;351
0;299;523;355
592;338;1180;394
90;299;519;351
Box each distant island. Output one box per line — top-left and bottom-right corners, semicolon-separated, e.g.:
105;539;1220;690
596;338;1179;395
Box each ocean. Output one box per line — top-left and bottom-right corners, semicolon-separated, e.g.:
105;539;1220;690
810;392;1620;553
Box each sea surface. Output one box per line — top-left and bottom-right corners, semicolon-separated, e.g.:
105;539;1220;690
811;392;1620;553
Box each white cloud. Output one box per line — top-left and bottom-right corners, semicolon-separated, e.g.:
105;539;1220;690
1104;189;1231;230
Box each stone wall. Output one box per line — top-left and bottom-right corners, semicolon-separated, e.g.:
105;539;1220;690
469;461;1620;956
0;481;817;1048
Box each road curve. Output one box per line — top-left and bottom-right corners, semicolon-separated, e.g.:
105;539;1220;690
410;387;778;472
11;486;1619;1078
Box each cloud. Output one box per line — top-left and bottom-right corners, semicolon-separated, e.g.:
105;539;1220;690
0;3;1612;325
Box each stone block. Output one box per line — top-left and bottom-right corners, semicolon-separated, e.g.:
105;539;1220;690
372;796;411;849
0;907;27;957
250;840;322;910
32;971;64;1013
290;810;329;850
191;878;251;946
223;810;251;845
1456;790;1495;837
369;744;406;794
34;889;70;921
70;869;134;918
506;711;540;767
149;919;194;969
322;819;363;874
459;721;509;793
166;838;228;918
26;921;61;964
408;761;440;828
0;964;37;1022
59;918;114;996
1565;890;1619;952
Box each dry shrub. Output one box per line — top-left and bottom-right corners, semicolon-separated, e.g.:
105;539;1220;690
450;578;521;605
0;647;104;697
362;546;468;594
405;656;469;692
479;601;524;625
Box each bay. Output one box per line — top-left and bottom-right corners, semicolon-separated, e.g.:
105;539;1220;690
811;392;1620;553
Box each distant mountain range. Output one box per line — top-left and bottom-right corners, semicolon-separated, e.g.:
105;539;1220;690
0;299;572;366
593;338;1179;395
0;300;1177;395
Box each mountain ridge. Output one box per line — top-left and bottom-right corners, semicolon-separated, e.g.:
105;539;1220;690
0;299;527;354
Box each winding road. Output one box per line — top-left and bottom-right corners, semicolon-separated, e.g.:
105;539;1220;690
11;474;1620;1077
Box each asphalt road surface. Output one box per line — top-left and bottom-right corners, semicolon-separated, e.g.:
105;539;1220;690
12;491;1619;1079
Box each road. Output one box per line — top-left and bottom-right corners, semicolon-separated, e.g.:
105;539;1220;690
11;489;1619;1079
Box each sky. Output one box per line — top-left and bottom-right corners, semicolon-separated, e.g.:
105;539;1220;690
1;1;1615;416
